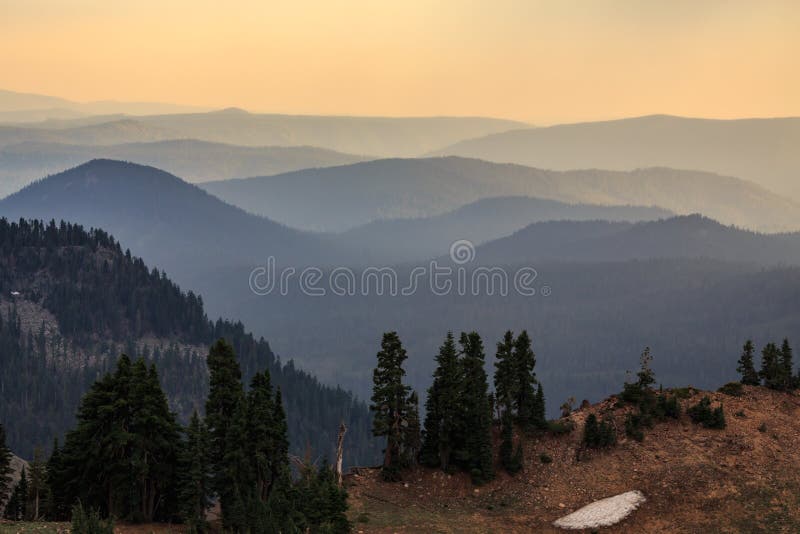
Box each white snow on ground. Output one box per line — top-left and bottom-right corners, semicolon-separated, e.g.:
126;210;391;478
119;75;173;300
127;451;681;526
553;490;646;530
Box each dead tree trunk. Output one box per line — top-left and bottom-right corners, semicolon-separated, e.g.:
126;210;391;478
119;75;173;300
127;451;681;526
336;421;347;487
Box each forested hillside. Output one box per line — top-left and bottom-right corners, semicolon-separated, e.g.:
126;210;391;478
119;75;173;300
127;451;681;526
0;218;378;466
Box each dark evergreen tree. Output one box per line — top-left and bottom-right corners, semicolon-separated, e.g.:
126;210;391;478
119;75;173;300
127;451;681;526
204;338;245;526
420;332;461;470
295;461;351;533
458;332;494;484
370;332;413;481
3;466;28;520
737;340;760;386
513;331;538;429
493;331;517;417
51;356;181;521
403;391;421;467
760;342;782;390
178;412;211;532
46;438;68;521
780;338;794;390
532;383;547;431
499;410;521;474
27;447;48;521
0;423;11;505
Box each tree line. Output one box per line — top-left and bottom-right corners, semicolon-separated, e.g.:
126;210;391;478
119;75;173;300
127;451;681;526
369;329;546;484
0;217;380;467
0;339;351;533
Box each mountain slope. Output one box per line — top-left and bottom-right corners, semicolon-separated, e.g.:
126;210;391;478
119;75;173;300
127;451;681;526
337;197;672;264
433;114;800;201
472;215;800;266
0;218;378;466
348;386;800;532
202;157;800;232
0;159;336;290
0;119;179;148
0;139;369;197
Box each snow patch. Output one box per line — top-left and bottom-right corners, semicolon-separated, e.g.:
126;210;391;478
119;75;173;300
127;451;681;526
553;490;646;530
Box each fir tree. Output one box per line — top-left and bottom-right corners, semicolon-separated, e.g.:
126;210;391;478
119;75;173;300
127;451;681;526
370;332;412;481
403;391;421;467
204;338;245;526
458;332;494;484
420;332;461;470
3;466;27;520
532;383;547;430
493;331;517;417
0;423;11;505
780;338;794;390
499;410;521;474
27;447;48;521
513;331;538;429
760;342;782;389
178;412;212;532
737;340;759;386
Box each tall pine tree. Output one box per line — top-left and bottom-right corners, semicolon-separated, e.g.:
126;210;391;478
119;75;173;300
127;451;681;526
737;340;760;386
458;332;494;484
178;411;211;532
420;332;462;470
760;342;782;390
204;338;245;527
0;423;11;506
780;338;794;390
370;332;413;481
513;331;541;429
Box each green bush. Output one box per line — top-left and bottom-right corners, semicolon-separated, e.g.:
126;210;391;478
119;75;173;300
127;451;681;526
687;396;726;429
547;419;575;435
624;413;645;442
583;414;617;449
718;382;744;397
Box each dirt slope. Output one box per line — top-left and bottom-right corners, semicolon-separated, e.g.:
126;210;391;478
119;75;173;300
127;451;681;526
346;386;800;533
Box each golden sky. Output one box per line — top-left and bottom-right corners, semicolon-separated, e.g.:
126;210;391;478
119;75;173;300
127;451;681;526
1;0;798;123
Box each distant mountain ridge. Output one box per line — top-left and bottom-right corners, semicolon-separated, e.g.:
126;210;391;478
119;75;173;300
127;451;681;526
0;139;369;197
433;114;800;201
471;215;800;265
202;156;800;232
338;197;673;264
0;159;338;292
0;107;525;157
0;88;210;117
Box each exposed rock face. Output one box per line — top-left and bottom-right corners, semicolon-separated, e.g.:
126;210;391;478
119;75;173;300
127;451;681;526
1;453;28;511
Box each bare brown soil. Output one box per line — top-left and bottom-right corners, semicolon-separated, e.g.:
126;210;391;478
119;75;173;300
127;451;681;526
347;386;800;533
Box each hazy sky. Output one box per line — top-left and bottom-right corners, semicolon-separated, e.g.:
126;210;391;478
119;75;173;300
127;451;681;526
1;0;798;123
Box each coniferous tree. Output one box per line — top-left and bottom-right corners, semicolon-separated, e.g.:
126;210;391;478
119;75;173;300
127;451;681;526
737;340;760;386
532;383;547;430
46;438;68;521
780;339;794;390
458;332;494;484
204;338;245;526
404;391;421;467
420;332;461;470
4;466;28;520
493;331;517;417
513;331;538;429
499;410;521;474
370;332;413;481
27;447;49;521
0;423;11;505
760;342;782;389
178;412;211;532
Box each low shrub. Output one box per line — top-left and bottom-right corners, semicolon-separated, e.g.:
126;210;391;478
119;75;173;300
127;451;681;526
687;396;726;429
718;382;744;397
